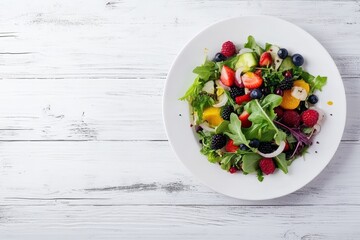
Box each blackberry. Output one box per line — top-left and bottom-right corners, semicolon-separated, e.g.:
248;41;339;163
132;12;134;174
210;134;227;150
221;105;234;120
278;79;293;90
258;142;274;154
229;86;245;99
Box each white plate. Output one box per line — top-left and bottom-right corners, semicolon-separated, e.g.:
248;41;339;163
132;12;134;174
163;16;346;200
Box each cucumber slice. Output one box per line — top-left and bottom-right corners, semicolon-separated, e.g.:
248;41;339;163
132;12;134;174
267;45;283;70
235;52;258;71
279;56;295;71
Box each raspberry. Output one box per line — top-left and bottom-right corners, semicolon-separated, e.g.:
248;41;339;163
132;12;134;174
229;86;245;99
301;109;319;127
258;142;273;154
229;167;237;174
282;110;301;128
259;158;276;175
210;134;226;150
274;107;284;119
221;41;236;57
278;79;294;90
221;105;234;121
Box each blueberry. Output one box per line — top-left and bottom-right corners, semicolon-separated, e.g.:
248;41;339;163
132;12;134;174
213;52;227;62
250;89;262;99
239;144;249;150
277;48;288;59
307;94;319;104
249;139;260;148
292;54;304;66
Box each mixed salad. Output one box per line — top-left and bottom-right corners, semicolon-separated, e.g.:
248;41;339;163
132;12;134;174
180;36;327;181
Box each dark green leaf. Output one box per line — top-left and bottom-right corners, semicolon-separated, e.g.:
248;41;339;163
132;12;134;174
274;153;288;174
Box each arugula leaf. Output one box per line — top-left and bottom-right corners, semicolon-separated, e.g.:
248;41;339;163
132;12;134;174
220;153;236;171
242;153;262;173
207;151;221;163
274;153;288;174
193;60;217;81
224;113;249;146
243;95;286;144
215;120;229;134
311;76;327;92
180;59;220;101
244;35;264;57
191;93;215;122
179;76;202;101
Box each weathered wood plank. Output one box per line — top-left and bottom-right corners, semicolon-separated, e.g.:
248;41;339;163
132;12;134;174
1;141;359;205
0;0;358;80
0;78;357;141
0;205;359;239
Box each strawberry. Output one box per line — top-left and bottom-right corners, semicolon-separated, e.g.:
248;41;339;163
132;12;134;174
259;52;273;67
254;69;262;76
235;93;251;105
225;139;239;153
259;158;276;175
220;65;235;87
241;72;263;89
221;41;236;57
239;111;252;128
301;109;319;127
282;110;301;128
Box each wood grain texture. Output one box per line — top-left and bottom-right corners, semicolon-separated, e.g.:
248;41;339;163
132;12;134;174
1;141;359;206
0;205;359;240
0;0;359;239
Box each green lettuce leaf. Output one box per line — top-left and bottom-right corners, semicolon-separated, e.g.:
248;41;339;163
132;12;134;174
242;153;262;173
244;35;264;57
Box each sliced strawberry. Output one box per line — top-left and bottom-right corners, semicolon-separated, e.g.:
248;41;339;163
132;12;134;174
239;111;252;128
241;72;263;89
254;69;262;76
235;93;251;105
220;65;235;87
225;139;239;153
259;52;273;67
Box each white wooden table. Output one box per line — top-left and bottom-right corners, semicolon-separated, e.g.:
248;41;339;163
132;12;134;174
0;0;359;239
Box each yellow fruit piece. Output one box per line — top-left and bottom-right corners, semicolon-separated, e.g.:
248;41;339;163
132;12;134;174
216;87;224;97
280;90;301;110
202;107;224;126
293;80;310;93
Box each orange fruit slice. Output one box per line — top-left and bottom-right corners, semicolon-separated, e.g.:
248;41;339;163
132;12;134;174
280;90;300;110
202;107;224;126
293;80;310;93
